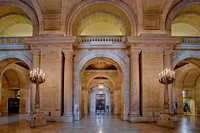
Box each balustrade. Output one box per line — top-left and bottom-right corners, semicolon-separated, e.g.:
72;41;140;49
181;37;200;44
0;37;24;45
1;36;200;45
78;36;125;44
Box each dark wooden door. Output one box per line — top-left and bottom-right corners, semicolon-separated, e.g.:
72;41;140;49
8;98;19;113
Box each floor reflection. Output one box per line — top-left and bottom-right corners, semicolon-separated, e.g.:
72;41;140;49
0;113;200;133
178;115;199;133
96;114;104;125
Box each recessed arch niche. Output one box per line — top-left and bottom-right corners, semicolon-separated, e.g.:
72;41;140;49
166;1;200;36
66;0;137;36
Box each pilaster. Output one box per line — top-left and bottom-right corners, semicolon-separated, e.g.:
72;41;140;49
128;49;142;122
62;49;74;122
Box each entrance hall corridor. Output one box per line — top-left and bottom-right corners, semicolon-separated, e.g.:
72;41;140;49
0;114;200;133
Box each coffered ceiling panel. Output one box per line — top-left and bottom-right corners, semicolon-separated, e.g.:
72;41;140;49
143;0;167;14
37;0;61;14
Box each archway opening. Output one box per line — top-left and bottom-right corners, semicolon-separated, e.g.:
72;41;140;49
78;57;123;118
0;58;30;116
173;57;200;115
0;6;33;37
90;86;111;114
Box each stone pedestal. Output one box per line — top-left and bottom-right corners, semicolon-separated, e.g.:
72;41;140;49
157;113;174;129
30;112;46;128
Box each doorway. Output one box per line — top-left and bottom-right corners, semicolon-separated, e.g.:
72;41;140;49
96;94;105;113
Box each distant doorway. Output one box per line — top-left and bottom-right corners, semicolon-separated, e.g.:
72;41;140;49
96;94;105;113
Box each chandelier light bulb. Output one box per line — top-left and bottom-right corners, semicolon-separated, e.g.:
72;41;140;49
98;82;104;89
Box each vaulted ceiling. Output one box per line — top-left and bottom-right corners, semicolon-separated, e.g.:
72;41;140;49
0;0;199;36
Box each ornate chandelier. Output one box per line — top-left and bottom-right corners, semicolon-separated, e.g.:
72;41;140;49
159;68;175;84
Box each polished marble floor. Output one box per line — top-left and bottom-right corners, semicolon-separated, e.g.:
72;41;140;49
0;113;200;133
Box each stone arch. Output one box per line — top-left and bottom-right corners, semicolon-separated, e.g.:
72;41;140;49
86;74;115;90
0;51;32;69
0;58;31;115
0;0;39;36
74;51;129;120
173;56;200;115
66;0;137;36
165;0;200;34
172;51;200;69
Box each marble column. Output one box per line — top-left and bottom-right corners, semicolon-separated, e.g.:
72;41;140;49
62;50;74;122
128;50;141;122
30;50;40;113
163;50;174;114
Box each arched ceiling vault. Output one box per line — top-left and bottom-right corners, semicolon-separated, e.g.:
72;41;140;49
168;3;200;34
173;14;200;31
0;15;32;36
0;6;32;37
76;12;127;36
72;3;131;36
3;69;20;89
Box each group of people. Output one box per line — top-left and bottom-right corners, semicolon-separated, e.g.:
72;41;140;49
173;102;191;116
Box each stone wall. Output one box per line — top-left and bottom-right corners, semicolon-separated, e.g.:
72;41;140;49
141;51;164;119
40;50;63;117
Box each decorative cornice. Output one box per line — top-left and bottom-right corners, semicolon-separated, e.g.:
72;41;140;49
127;36;180;46
24;36;77;45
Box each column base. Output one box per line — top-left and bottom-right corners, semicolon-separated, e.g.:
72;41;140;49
128;114;146;122
157;113;174;129
59;114;74;122
121;114;128;121
30;112;46;128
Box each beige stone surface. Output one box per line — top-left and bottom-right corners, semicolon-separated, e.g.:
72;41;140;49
0;1;199;131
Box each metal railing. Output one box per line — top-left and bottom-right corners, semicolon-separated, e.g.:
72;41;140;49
0;37;24;45
78;36;125;43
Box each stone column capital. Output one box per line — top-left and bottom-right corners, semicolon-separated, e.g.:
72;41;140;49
62;50;74;56
163;50;175;56
30;50;40;56
129;49;141;56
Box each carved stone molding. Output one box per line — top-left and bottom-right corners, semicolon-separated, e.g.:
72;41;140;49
24;36;77;45
127;36;180;46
